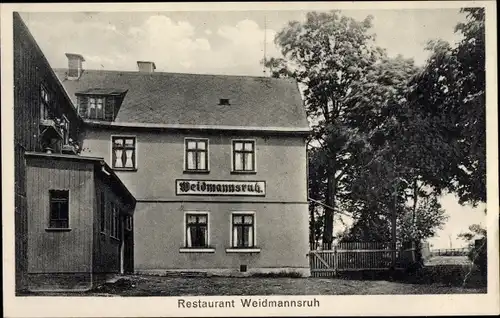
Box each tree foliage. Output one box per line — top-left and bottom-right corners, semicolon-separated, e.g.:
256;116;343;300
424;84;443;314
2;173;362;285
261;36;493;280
266;8;486;247
408;8;486;205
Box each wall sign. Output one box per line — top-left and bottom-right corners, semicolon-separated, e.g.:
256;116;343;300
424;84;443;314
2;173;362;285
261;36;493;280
176;180;266;196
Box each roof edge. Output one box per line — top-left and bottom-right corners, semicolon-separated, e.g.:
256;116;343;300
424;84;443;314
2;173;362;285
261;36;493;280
24;152;136;206
84;120;311;135
52;67;299;81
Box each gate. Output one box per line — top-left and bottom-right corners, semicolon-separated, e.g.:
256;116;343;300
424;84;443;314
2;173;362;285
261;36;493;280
309;242;415;277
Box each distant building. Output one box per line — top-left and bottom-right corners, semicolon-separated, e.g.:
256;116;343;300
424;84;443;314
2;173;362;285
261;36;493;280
13;12;135;292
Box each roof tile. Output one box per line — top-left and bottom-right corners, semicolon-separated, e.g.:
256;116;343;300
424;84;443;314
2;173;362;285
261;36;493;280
53;69;309;130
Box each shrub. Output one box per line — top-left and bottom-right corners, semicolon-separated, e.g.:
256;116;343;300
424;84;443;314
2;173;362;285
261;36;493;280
459;224;487;278
250;271;303;278
469;237;487;277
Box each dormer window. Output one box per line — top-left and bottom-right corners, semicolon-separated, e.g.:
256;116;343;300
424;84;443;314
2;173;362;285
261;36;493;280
219;98;230;106
76;88;127;122
88;96;105;120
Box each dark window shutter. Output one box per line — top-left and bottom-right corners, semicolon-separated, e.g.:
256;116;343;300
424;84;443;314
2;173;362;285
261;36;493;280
105;97;114;121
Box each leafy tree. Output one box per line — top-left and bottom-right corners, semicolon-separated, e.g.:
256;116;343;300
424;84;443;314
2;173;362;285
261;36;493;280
407;8;486;205
267;8;485;251
399;196;449;243
265;10;384;247
307;147;326;246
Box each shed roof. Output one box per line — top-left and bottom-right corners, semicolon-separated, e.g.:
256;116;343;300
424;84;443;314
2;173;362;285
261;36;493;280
24;152;136;210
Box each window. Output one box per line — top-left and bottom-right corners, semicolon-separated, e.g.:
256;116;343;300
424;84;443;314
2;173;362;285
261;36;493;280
114;207;120;238
185;139;208;171
106;201;112;233
88;97;105;120
125;216;132;231
232;213;255;248
219;98;230;105
185;213;208;248
49;190;69;228
112;136;136;170
109;203;120;239
100;192;106;233
40;85;50;120
232;140;255;172
61;115;70;144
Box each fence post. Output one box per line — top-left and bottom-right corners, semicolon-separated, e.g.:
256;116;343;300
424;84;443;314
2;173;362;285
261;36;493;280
411;241;416;263
333;244;338;276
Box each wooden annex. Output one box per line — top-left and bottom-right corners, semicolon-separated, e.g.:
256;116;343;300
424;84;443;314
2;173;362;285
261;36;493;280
13;12;136;292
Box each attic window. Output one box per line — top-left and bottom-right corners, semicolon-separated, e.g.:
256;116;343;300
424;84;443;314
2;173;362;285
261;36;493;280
219;98;230;106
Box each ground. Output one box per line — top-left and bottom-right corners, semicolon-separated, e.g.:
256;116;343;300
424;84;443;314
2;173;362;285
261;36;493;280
20;256;486;296
94;274;485;296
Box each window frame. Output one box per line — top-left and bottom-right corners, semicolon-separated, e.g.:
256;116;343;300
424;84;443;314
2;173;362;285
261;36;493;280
125;215;133;231
180;211;214;253
231;139;257;173
48;189;70;230
40;84;51;121
109;202;120;240
61;115;70;145
230;211;256;248
111;135;138;171
99;191;106;234
88;96;106;120
184;138;209;173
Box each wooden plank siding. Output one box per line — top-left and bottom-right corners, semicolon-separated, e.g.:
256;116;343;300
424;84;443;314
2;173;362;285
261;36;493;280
92;176;123;274
13;12;83;290
26;157;94;273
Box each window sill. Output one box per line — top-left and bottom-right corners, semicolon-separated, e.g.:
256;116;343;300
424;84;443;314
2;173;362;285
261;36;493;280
230;171;257;175
179;248;216;253
225;248;261;253
45;228;72;232
112;168;138;172
183;170;210;174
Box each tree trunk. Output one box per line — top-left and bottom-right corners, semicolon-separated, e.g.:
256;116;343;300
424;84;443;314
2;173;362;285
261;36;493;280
322;159;336;250
391;180;398;267
309;204;316;249
412;177;423;264
412;178;418;226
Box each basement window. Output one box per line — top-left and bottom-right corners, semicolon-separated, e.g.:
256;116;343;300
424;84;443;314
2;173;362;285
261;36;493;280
219;98;230;105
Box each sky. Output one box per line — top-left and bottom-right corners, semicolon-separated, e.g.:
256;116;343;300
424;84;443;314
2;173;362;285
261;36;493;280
20;9;485;248
20;9;466;75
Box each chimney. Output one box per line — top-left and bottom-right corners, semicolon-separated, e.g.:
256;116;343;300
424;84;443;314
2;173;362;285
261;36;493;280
65;53;85;80
137;61;156;73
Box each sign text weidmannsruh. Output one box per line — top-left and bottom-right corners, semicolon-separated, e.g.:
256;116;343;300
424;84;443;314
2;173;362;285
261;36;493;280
176;180;266;196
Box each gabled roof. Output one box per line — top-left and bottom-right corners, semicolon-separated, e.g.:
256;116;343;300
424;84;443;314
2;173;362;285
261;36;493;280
52;69;309;132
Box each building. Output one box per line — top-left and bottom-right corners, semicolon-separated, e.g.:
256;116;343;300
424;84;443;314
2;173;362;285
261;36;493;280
13;12;135;292
53;54;311;276
14;10;311;288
